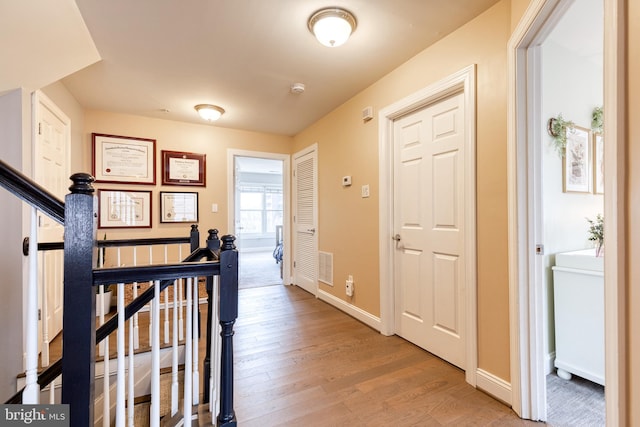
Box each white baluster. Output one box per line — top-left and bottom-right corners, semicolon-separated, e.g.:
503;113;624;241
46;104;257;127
116;282;125;426
23;207;39;403
48;377;55;404
164;245;170;344
133;248;140;349
178;277;184;341
183;277;193;425
148;247;153;341
127;292;135;427
178;243;184;341
102;334;110;427
150;280;161;427
192;277;200;405
171;279;179;416
209;275;220;418
41;253;49;368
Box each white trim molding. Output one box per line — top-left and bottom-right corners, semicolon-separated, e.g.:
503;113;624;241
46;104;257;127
226;149;291;284
317;289;382;331
476;369;512;406
378;64;478;387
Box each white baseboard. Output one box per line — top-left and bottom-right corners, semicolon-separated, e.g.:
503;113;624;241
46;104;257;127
545;351;556;375
476;369;512;406
317;289;382;332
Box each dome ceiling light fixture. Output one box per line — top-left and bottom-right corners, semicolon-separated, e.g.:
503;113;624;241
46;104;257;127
308;7;357;47
194;104;225;121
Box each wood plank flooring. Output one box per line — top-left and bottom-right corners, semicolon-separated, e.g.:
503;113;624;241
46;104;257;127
232;285;537;427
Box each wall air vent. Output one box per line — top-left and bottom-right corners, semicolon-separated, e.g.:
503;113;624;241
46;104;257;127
318;251;333;285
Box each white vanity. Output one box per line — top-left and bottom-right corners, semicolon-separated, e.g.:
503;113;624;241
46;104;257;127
552;248;604;385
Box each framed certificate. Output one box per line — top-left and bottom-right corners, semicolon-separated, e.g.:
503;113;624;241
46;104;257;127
98;189;152;228
160;192;199;223
161;150;206;186
92;133;156;185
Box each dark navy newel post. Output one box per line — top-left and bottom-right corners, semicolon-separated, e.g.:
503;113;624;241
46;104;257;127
190;223;200;252
61;173;97;426
203;229;220;404
217;234;238;427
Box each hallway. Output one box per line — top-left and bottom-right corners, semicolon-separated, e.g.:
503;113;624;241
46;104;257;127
233;285;536;426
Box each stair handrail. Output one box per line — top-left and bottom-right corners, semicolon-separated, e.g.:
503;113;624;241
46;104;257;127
0;158;65;224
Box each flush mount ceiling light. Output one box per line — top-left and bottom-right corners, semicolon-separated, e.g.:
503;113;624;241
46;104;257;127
308;7;357;47
194;104;225;121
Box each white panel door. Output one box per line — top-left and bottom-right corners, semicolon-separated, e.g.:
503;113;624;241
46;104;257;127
393;92;466;369
34;92;69;341
293;147;317;295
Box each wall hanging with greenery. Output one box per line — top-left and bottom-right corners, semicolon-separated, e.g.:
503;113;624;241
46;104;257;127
547;113;575;156
591;106;603;133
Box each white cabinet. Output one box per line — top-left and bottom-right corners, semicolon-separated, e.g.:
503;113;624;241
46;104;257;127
552;248;604;385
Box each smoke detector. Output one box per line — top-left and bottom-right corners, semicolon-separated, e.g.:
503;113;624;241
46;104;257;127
290;83;305;94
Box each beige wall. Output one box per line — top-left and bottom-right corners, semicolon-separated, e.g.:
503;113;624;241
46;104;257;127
627;0;639;423
294;0;514;381
83;111;292;245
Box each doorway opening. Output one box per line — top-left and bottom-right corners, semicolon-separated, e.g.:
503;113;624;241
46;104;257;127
229;152;289;290
508;0;623;424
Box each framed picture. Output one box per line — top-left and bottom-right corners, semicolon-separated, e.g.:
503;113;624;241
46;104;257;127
92;133;156;185
161;150;206;186
593;132;604;194
160;192;199;223
98;189;152;228
563;126;591;193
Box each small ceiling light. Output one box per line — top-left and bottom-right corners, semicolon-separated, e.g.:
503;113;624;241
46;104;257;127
308;7;357;47
194;104;225;121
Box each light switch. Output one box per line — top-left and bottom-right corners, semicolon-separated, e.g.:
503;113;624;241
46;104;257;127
361;184;370;198
212;203;218;213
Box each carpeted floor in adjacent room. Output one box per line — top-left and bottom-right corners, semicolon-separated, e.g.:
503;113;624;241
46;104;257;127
238;250;283;290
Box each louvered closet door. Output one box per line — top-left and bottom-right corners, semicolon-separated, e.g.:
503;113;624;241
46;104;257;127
293;148;318;295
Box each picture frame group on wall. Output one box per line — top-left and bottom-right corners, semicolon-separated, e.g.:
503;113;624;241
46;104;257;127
92;133;205;227
161;150;206;186
98;189;152;229
160;191;199;223
92;133;156;185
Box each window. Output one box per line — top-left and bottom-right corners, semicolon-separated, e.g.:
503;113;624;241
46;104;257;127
238;184;282;235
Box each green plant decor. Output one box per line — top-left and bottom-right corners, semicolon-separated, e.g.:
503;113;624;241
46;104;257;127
586;214;604;257
548;114;575;156
591;106;603;134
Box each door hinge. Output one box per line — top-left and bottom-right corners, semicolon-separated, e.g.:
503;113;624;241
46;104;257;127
38;122;42;135
38;309;41;321
535;244;544;255
293;261;296;268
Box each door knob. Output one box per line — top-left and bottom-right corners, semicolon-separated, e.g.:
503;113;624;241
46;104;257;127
392;234;401;241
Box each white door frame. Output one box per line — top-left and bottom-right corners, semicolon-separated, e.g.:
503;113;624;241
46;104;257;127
227;149;291;285
507;0;626;423
379;65;478;387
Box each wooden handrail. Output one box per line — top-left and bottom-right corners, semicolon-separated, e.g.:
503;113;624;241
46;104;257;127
0;158;65;224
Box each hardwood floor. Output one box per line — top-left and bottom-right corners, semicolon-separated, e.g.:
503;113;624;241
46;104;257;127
233;285;537;427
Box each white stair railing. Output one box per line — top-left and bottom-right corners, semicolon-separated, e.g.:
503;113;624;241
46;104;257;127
23;207;40;404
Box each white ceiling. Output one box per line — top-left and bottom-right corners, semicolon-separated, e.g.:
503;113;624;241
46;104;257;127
57;0;501;136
